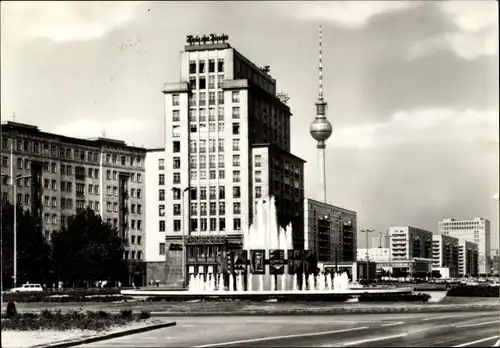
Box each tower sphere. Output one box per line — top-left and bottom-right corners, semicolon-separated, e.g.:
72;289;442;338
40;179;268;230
310;117;333;141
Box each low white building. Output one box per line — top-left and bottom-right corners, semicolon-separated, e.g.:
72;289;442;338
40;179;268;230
357;248;390;263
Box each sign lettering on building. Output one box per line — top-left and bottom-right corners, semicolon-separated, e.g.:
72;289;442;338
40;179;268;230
187;33;229;45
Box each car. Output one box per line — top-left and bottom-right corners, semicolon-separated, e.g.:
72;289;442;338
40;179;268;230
9;283;43;293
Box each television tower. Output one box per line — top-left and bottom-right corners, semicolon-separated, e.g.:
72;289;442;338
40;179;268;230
309;25;333;203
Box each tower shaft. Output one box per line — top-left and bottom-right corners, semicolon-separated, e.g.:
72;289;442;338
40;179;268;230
318;146;327;204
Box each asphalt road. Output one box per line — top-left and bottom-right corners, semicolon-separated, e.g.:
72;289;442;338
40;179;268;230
77;310;500;347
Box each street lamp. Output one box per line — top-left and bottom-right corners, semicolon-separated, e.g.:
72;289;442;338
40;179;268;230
171;186;196;287
493;194;499;277
1;172;32;289
360;229;374;282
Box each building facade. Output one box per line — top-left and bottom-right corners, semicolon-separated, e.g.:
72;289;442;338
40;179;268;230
432;234;460;278
458;240;479;277
304;198;357;264
161;36;305;286
356;248;390;263
438;218;491;274
386;226;433;277
1;121;147;285
144;148;167;284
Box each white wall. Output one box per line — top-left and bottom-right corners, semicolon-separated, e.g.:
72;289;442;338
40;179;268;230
145;150;165;262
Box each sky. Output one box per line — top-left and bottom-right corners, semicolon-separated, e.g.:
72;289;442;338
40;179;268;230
1;1;498;249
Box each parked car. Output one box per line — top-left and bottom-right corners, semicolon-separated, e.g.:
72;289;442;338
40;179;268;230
9;283;43;293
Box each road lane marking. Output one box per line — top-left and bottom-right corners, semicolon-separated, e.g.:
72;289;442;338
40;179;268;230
338;333;409;347
422;314;464;321
493;339;499;347
453;336;499;347
193;326;370;347
455;320;500;328
381;321;404;327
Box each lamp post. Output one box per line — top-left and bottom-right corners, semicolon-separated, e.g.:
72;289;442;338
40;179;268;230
171;186;196;287
360;229;374;282
1;172;32;289
493;194;499;277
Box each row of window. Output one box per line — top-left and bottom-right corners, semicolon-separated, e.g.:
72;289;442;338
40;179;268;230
105;218;143;230
106;186;143;198
105;202;143;215
124;250;142;260
173;106;240;123
189;59;224;75
165;217;241;232
186;139;240;153
162;186;242;201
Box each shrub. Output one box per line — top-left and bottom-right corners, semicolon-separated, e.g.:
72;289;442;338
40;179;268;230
447;286;499;297
6;300;17;318
138;311;151;320
358;292;431;302
120;309;133;319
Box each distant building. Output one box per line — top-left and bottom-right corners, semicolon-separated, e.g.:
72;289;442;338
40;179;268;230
144;148;167;284
432;234;460;278
304;198;357;264
1;121;147;286
438;217;491;274
458;240;479;277
356;248;390;263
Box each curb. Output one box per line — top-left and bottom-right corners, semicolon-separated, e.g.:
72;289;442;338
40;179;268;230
32;321;177;348
150;305;499;317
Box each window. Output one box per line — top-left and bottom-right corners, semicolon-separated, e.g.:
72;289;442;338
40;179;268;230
190;124;198;133
159;189;165;201
218;106;224;121
173;125;181;137
210;218;217;231
173;110;180;122
172;94;180;106
219;202;225;215
138;204;143;214
191;219;198;231
199;92;206;106
106;186;112;196
232;123;240;135
159;174;165;185
199;77;206;89
219;186;225;199
173;141;181;153
232;91;240;103
1;156;7;167
173;173;180;184
233;218;241;230
106;170;111;180
232;139;240;151
233;170;240;182
218;74;224;88
200;187;207;200
218;92;224;104
233;154;240;166
219;218;226;231
107;202;112;212
137;188;142;198
218;122;224;132
17;158;22;169
159;220;165;232
209;155;216;168
232;106;240;119
190;202;198;215
112;170;117;180
51;163;57;173
199;155;206;169
189;60;196;74
255;171;262;183
159;243;166;256
208;59;215;73
200;218;208;231
189;77;196;90
208;75;215;89
174;220;181;231
255;155;262;167
159;205;165;217
173;204;181;216
218;139;224;152
200;202;207;216
113;186;118;196
233;202;241;214
209;91;216;105
137;174;142;183
173;157;181;169
217;59;224;72
233;186;241;198
209;170;216;179
255;186;262;198
199;60;206;73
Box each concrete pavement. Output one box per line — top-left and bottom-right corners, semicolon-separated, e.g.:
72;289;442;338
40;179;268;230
75;310;500;347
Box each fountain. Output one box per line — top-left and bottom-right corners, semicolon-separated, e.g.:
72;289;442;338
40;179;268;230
122;196;413;300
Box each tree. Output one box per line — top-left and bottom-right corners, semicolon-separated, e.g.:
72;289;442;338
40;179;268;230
51;208;127;286
1;201;52;290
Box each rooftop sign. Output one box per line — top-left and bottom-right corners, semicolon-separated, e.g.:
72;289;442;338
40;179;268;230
186;33;229;45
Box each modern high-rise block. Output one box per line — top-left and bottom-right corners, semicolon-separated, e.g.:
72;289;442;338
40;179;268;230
458;240;479;277
1;121;147;286
438;217;491;274
161;36;305;286
432;234;460;278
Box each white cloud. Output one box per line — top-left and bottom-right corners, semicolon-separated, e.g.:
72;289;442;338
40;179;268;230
331;109;498;150
291;1;417;28
407;1;498;60
1;1;143;42
52;118;148;145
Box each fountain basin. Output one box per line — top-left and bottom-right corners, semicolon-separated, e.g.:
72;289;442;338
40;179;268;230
121;287;413;302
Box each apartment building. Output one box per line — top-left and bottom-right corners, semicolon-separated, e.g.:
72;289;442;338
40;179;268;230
0;121;147;286
438;217;491;274
161;35;305;286
432;234;460;278
458;240;479;277
304;198;357;264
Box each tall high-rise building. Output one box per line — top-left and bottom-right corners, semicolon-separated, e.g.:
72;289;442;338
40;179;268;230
458;240;479;277
432;234;460;278
161;34;305;286
1;121;147;285
438;218;491;274
309;25;333;203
